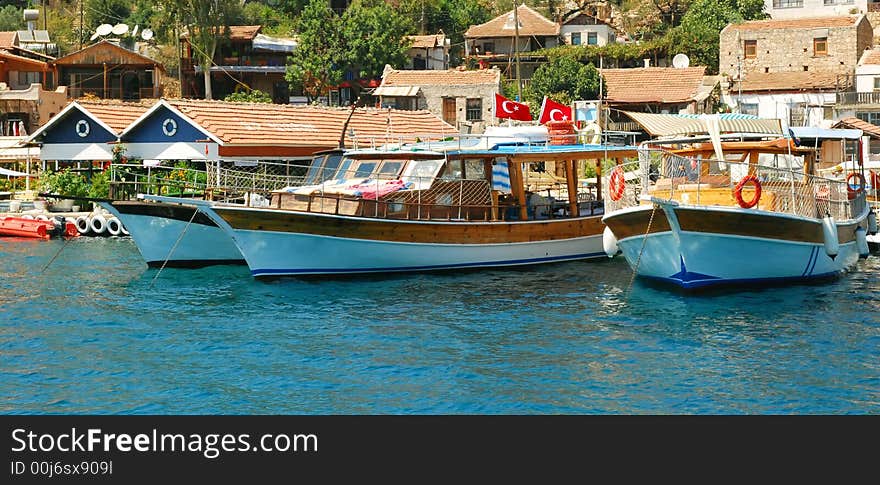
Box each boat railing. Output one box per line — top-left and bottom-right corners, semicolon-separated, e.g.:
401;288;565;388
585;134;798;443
109;160;310;204
602;149;865;221
271;170;602;222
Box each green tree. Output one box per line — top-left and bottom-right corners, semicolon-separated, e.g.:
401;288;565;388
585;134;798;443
224;89;272;103
84;0;131;33
526;54;602;106
285;0;346;102
180;0;244;100
341;0;412;80
0;5;22;31
669;0;764;74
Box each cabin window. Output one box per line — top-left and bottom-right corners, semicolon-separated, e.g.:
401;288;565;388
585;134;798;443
466;98;482;121
587;32;598;45
813;37;827;57
377;160;404;177
465;160;485;180
440;160;464;180
353;162;377;178
743;40;757;59
320;154;344;182
304;155;328;184
571;33;581;45
333;158;353;180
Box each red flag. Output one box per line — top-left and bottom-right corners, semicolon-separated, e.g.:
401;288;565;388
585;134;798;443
538;97;573;124
494;93;532;121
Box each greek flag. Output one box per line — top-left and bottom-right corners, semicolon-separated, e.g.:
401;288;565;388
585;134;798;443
492;161;511;193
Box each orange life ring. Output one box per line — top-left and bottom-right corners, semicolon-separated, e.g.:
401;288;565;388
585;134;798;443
609;166;625;201
734;174;762;209
847;172;865;198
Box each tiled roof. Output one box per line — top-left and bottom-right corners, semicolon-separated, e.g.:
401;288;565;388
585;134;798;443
740;71;839;92
601;67;706;104
0;31;16;47
409;34;446;49
382;67;500;86
833;117;880;139
860;48;880;65
181;25;262;41
465;4;559;38
725;16;857;31
75;99;154;133
0;49;49;69
165;99;455;147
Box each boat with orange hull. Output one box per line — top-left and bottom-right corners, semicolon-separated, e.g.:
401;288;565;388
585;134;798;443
0;217;78;239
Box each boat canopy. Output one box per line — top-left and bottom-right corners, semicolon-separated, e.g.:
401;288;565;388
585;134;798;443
788;126;863;140
623;111;784;137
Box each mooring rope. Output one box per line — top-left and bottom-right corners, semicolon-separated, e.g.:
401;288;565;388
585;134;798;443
627;203;659;294
41;233;75;273
150;206;199;287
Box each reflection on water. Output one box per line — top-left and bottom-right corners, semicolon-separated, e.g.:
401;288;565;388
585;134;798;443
0;237;878;414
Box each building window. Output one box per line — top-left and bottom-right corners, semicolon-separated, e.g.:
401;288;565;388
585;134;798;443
874;77;880;91
587;32;598;45
17;71;40;86
789;103;806;127
813;37;827;57
466;98;482;121
744;40;757;59
739;103;759;116
857;112;880;125
773;0;803;7
823;0;855;5
571;33;581;45
482;42;494;53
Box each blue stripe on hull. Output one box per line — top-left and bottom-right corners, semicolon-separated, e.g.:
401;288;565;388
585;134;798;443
251;252;607;276
640;270;842;290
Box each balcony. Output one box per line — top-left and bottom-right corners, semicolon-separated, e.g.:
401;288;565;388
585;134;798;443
836;91;880;107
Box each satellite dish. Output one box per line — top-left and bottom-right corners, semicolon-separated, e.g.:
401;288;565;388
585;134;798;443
672;53;690;69
141;29;153;41
131;25;138;38
96;24;113;36
89;31;100;41
111;23;129;36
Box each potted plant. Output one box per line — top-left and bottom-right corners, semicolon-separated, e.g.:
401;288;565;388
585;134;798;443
39;168;89;212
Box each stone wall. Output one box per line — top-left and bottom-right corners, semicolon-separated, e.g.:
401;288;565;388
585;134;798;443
719;16;873;81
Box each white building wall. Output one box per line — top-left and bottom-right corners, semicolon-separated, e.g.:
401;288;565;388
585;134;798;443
855;63;880;91
725;91;836;129
559;24;615;46
764;0;868;19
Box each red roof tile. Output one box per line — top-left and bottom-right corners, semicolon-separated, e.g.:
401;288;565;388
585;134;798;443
725;16;857;31
860;48;880;65
382;68;500;86
181;25;262;41
409;34;446;49
833;117;880;139
0;31;16;47
740;71;839;92
601;67;706;104
75;99;153;133
466;4;559;38
165;99;455;147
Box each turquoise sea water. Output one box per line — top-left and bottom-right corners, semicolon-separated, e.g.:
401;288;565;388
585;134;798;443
1;236;878;414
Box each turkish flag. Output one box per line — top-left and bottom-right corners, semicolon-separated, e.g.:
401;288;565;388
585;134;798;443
538;97;573;124
494;93;532;121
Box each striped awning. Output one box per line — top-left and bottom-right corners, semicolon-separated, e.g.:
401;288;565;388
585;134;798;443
373;85;421;97
623;111;783;137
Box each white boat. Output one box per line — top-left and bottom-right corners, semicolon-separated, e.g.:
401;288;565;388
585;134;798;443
179;126;638;277
601;136;876;290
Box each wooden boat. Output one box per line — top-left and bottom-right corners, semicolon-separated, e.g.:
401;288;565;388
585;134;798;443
601;133;876;290
181;126;638;277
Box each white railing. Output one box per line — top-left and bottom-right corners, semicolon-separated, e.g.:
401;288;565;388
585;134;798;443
602;148;866;221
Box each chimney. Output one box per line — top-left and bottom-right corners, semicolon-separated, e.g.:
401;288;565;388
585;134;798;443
23;9;39;33
643;58;650;68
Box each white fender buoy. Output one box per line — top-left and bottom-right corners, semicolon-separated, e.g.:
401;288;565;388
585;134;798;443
603;226;620;258
868;210;878;234
822;215;839;259
35;214;49;221
89;214;107;235
120;223;129;236
106;217;122;236
21;214;34;220
856;227;869;258
75;215;90;235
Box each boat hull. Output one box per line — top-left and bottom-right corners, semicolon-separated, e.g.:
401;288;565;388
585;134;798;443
100;201;245;268
205;206;608;276
604;204;865;289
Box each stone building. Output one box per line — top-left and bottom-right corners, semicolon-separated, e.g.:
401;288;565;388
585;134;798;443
719;15;873;127
374;65;501;134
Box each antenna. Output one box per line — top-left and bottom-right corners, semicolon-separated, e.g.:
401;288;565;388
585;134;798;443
141;29;154;41
96;24;113;36
111;23;129;36
672;53;690;69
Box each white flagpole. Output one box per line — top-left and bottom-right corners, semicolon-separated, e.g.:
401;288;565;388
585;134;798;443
538;96;547;124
